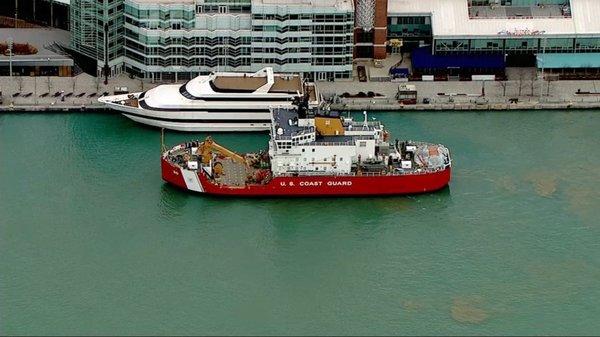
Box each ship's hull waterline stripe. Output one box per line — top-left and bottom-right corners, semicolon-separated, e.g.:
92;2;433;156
122;112;270;124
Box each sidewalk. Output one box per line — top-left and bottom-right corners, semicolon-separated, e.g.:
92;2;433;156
0;73;159;111
1;73;600;112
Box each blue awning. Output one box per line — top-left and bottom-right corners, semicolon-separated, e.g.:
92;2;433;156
537;53;600;69
411;47;505;70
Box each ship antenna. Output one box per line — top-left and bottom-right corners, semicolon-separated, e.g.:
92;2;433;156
363;111;368;130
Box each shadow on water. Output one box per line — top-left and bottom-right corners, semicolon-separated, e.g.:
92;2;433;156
157;183;195;219
157;178;453;238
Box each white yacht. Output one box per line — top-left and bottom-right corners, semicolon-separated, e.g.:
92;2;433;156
98;68;319;132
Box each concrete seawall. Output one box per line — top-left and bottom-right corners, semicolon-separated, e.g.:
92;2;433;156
0;104;109;112
2;73;600;113
329;101;600;111
3;101;599;113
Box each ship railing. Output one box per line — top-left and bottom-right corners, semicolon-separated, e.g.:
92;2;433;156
274;166;449;178
345;121;382;128
311;141;353;146
289;128;315;138
274;139;357;147
164;141;202;155
274;128;315;141
276;172;349;178
310;137;374;146
355;167;449;176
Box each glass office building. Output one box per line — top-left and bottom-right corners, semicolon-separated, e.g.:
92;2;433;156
71;0;354;81
71;0;125;76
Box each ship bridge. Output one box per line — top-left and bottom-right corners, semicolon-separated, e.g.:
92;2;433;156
270;108;384;146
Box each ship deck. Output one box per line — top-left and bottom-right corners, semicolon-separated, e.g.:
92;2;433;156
212;75;303;94
217;158;248;187
272;108;378;143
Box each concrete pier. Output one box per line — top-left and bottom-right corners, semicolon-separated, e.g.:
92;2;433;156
2;72;600;112
0;73;146;112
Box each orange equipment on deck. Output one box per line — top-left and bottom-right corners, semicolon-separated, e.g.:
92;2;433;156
197;136;246;165
314;117;345;136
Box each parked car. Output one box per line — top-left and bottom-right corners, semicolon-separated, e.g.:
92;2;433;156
114;86;129;95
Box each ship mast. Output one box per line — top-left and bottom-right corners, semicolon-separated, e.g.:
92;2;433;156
160;128;166;153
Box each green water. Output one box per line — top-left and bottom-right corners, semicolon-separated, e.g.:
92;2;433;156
1;111;599;335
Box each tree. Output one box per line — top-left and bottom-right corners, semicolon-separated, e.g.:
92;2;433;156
498;81;508;97
530;75;536;96
517;70;526;96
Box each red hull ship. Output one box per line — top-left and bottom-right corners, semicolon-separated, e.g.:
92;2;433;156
162;158;451;196
162;108;451;197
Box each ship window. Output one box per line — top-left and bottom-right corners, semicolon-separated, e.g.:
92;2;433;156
302;149;305;152
312;148;315;152
359;141;367;147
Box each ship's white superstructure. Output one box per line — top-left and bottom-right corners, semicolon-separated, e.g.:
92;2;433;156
268;110;382;176
99;68;319;132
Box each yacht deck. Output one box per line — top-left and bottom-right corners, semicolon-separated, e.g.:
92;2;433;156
212;75;303;94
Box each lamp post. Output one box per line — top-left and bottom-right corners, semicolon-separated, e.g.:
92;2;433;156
102;0;110;85
103;22;109;85
539;37;547;101
14;0;18;28
50;0;54;28
481;80;486;97
8;38;13;78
